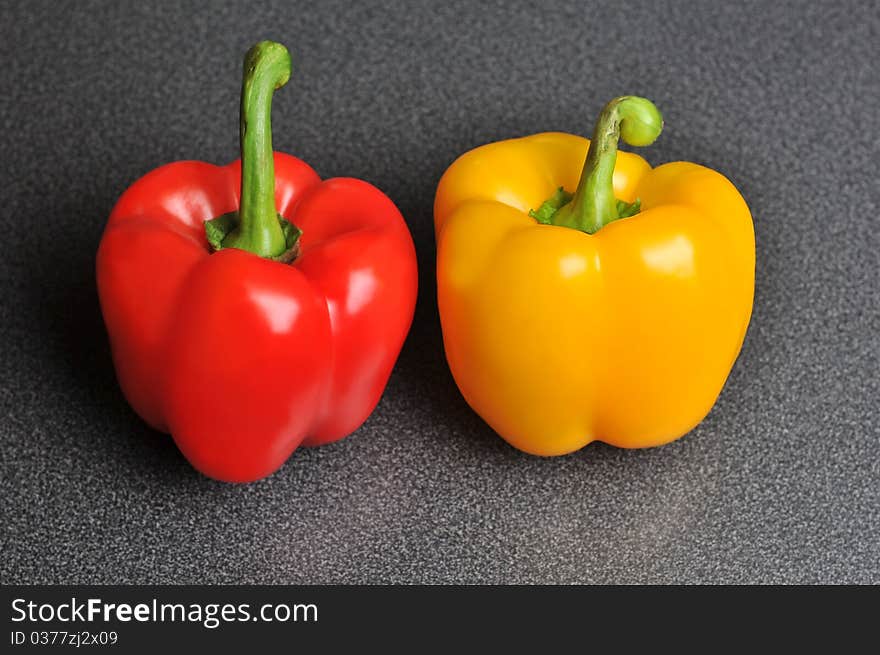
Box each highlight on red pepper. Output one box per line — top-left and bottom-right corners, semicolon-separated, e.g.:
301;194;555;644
97;41;417;482
434;96;754;456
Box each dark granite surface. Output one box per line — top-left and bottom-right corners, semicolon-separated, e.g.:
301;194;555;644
1;0;877;584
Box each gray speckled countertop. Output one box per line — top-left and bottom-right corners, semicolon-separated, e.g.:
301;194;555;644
1;0;877;584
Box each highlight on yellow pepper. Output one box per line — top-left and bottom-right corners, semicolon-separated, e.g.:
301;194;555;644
434;96;754;456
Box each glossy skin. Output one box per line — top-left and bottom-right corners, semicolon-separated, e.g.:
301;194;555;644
97;153;417;481
435;132;754;456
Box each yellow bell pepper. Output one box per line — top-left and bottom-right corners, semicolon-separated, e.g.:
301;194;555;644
434;96;754;456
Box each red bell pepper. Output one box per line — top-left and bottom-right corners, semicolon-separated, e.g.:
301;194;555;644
96;41;417;482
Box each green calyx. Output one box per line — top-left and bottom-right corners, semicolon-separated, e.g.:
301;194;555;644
206;212;302;262
529;188;641;225
205;40;301;260
529;95;663;234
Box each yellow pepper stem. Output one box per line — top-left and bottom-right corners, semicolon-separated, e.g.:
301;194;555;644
551;96;663;234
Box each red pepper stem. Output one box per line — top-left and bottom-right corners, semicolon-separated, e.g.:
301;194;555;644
552;96;663;234
219;41;292;258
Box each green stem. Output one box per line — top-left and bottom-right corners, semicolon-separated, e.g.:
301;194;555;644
549;96;663;234
207;41;294;259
